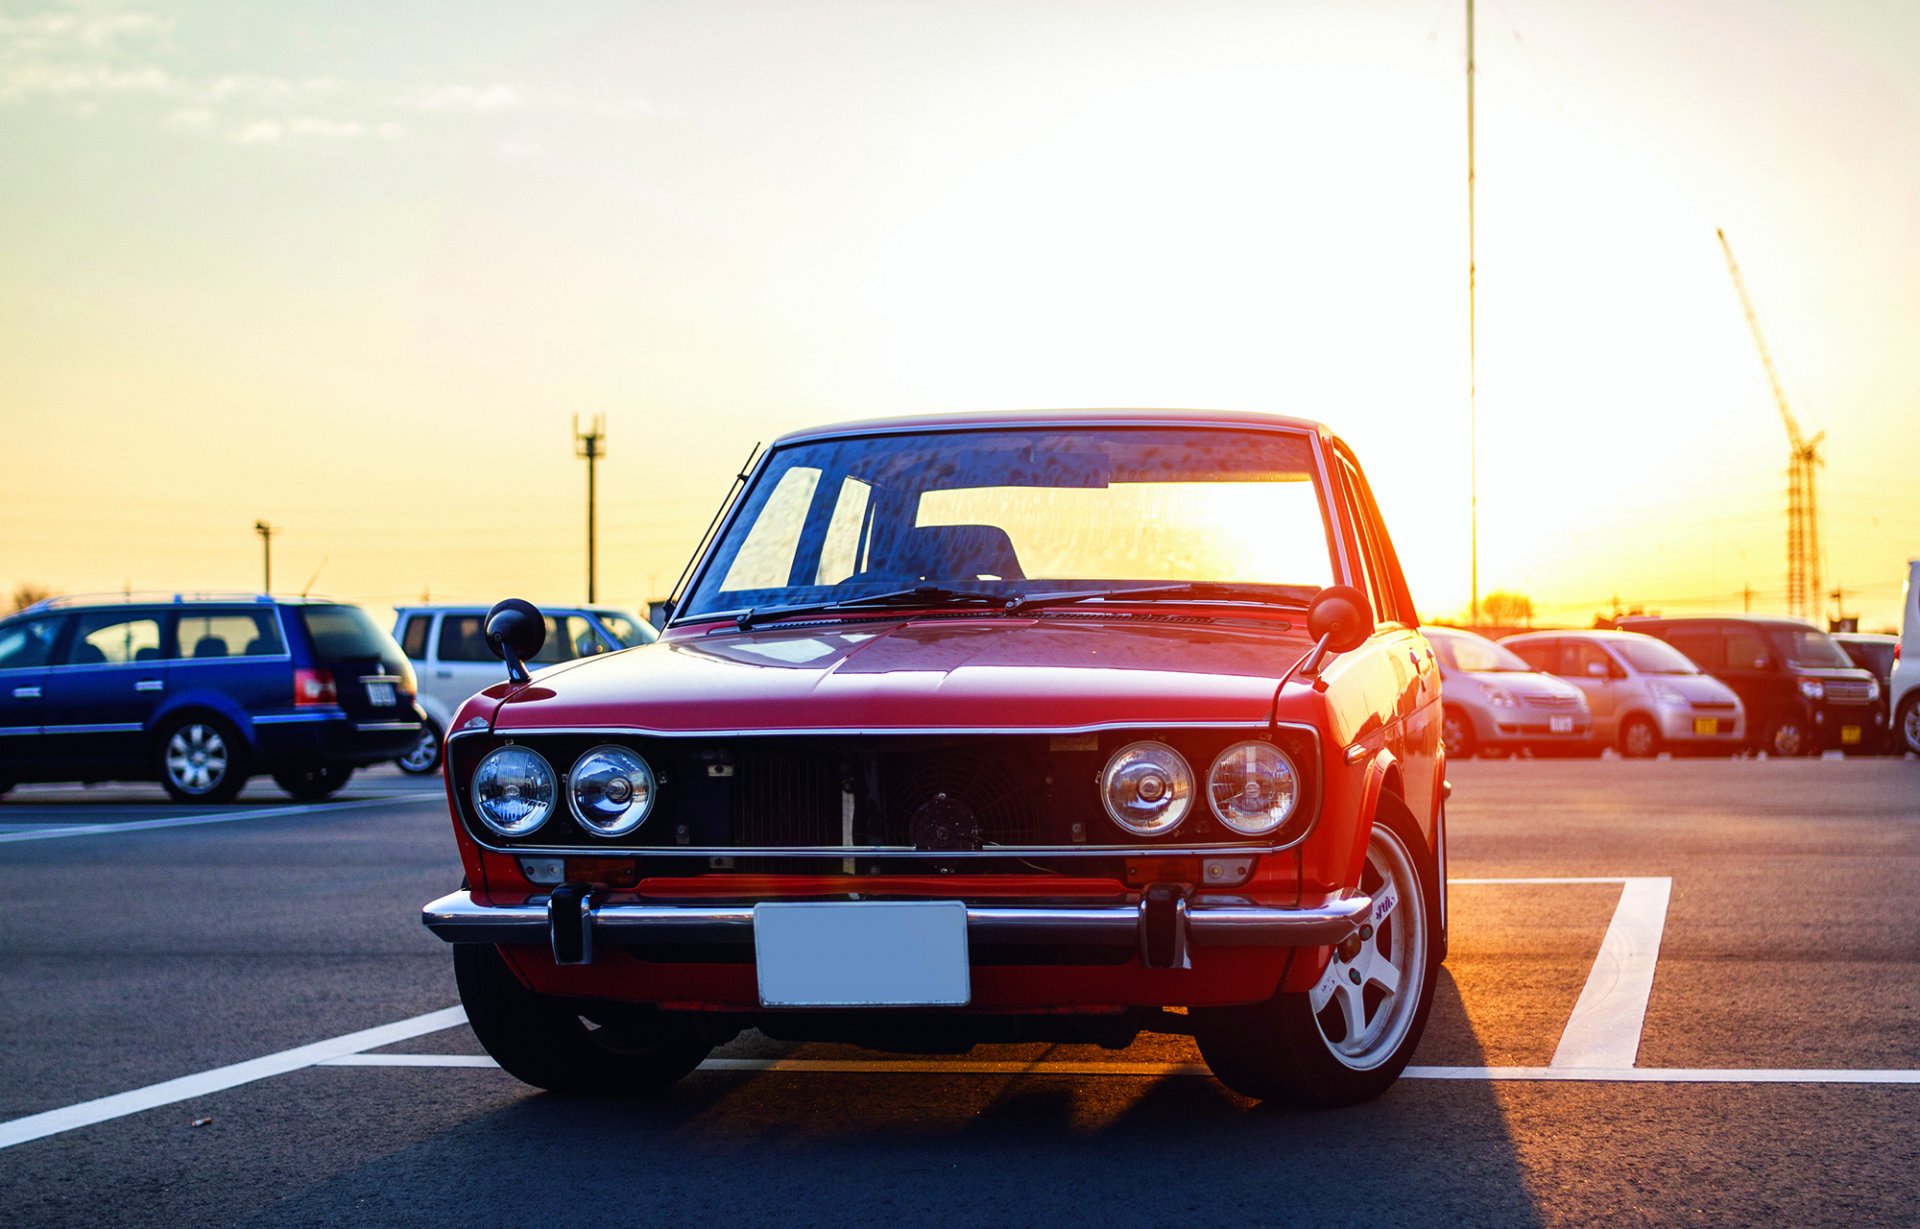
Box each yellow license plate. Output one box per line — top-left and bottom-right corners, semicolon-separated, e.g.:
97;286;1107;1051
1841;726;1862;745
1693;718;1719;736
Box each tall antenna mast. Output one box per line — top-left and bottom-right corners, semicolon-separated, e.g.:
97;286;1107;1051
1466;0;1480;626
574;415;607;603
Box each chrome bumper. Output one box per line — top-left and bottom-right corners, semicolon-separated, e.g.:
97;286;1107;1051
421;888;1370;966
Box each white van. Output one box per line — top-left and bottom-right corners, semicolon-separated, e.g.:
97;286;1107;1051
1892;559;1920;755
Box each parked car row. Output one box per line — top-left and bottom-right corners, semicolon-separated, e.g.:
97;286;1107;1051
1432;613;1894;759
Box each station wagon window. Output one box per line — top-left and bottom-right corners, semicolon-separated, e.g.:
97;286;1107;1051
0;617;64;670
399;614;433;660
298;605;393;660
60;611;163;666
176;611;283;659
685;427;1335;617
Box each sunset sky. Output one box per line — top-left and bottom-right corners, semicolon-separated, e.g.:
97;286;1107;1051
2;0;1916;629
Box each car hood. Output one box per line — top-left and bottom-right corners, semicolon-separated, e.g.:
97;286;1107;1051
1649;673;1742;704
1453;670;1584;704
487;615;1314;733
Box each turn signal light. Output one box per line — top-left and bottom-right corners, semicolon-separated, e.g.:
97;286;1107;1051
293;668;338;706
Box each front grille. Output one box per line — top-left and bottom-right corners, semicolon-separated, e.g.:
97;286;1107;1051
1525;693;1581;708
1824;680;1875;705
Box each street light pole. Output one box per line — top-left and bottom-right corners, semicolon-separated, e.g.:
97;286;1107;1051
254;520;274;593
573;416;607;603
1466;0;1480;627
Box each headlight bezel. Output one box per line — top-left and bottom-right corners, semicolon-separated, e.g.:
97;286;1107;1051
469;744;559;838
567;743;658;837
1206;739;1301;836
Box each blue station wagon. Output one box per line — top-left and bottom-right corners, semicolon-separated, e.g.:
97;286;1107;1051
0;594;424;802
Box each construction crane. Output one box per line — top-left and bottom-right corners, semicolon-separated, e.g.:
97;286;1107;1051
1716;227;1824;622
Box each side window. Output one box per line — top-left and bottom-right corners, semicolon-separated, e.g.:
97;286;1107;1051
0;617;65;670
176;611;283;659
720;466;822;592
1567;641;1614;679
63;611;163;666
1724;629;1772;671
1332;464;1382;621
399;615;432;660
436;616;495;663
1666;630;1721;671
815;477;874;585
1338;450;1414;625
1336;459;1396;623
1509;640;1560;673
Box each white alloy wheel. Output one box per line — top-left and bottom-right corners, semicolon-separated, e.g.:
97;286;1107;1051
165;723;230;795
1306;822;1429;1070
398;723;442;774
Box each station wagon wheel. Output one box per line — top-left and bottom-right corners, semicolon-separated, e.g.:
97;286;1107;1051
156;716;249;804
1765;717;1808;758
1620;715;1660;759
1440;707;1476;760
1193;810;1438;1107
396;720;443;775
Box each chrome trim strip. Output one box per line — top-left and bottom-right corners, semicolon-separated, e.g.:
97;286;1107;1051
354;720;423;731
253;712;349;724
0;727;40;736
479;720;1282;739
420;890;1370;949
40;722;143;734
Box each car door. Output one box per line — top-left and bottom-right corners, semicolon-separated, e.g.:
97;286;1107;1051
430;613;509;710
39;607;171;771
1716;624;1789;740
1562;640;1622;741
0;614;68;777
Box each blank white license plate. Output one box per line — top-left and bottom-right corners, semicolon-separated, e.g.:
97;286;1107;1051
1550;715;1574;733
364;681;396;706
754;901;970;1007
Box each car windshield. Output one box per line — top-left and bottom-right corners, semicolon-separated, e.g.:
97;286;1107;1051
679;426;1335;618
593;611;656;647
1431;630;1532;672
1611;637;1699;675
1784;627;1854;669
299;604;395;659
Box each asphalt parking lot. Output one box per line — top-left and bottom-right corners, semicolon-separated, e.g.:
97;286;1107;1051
1;757;1915;1228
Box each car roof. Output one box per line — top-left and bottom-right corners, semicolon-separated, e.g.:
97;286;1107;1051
1505;629;1648;642
15;593;341;615
1618;614;1822;632
772;408;1331;446
393;603;610;614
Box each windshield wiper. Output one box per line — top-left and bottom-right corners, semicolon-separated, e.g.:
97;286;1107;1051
734;585;1010;631
1009;582;1315;613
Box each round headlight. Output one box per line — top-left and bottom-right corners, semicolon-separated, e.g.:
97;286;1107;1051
568;745;656;837
1207;740;1300;836
1100;740;1194;836
470;745;557;838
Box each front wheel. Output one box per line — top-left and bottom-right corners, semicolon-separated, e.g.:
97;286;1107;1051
1619;715;1661;759
1897;695;1920;758
1764;717;1810;758
396;720;443;775
157;716;250;803
454;944;714;1095
273;764;354;800
1194;813;1438;1107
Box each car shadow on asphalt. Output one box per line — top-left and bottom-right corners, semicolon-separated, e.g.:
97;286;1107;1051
233;970;1546;1228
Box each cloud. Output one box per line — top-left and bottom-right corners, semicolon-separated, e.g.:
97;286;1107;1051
231;119;280;145
286;116;362;138
164;105;213;130
0;62;170;99
411;83;523;112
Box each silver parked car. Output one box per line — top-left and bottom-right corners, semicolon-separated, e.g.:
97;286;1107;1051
388;604;656;774
1427;627;1591;759
1504;629;1746;757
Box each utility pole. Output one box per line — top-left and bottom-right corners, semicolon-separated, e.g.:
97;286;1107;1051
254;521;274;593
1466;0;1480;627
574;415;606;603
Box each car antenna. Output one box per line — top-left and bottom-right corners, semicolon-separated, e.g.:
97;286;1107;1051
300;557;329;597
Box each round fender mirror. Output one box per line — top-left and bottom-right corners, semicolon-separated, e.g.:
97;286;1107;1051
1307;585;1373;654
485;598;546;683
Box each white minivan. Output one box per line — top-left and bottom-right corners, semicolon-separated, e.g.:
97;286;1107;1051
388;604;656;773
1892;559;1920;756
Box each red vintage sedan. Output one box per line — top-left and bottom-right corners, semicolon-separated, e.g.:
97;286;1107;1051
423;409;1447;1106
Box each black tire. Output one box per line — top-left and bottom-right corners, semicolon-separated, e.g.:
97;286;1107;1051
396;720;443;775
1764;717;1810;758
155;715;250;803
1193;807;1440;1107
1440;707;1476;761
1897;695;1920;758
1619;715;1661;759
273;764;354;800
454;943;714;1095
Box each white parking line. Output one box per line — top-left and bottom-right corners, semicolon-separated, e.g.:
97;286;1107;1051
1548;878;1672;1068
0;795;422;844
320;1052;1920;1085
0;1007;467;1151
